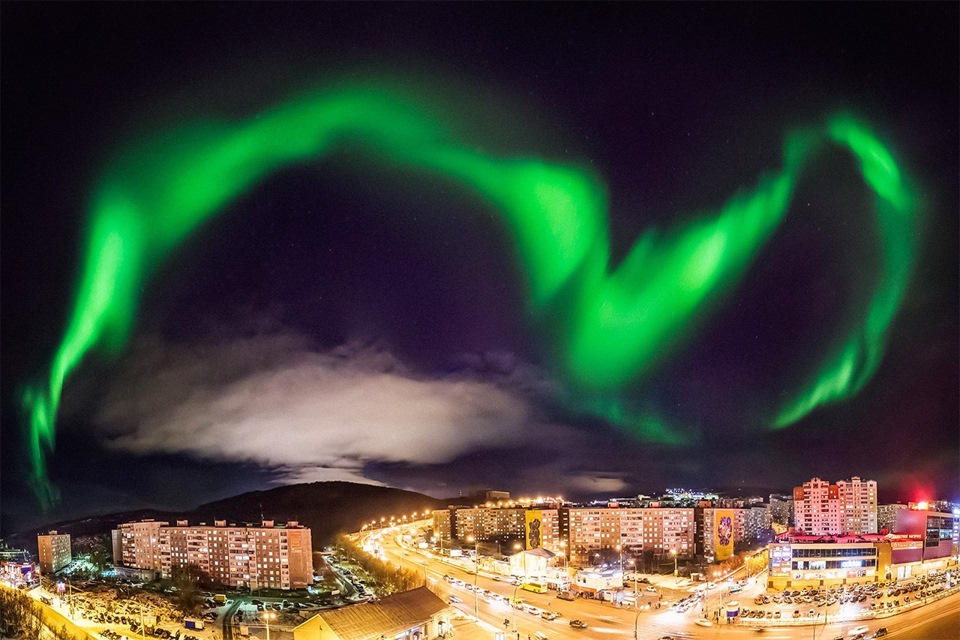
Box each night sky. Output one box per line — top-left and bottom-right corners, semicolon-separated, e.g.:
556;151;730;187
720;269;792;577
2;3;957;535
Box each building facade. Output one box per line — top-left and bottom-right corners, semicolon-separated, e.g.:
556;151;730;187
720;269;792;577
793;477;878;535
894;508;958;560
116;519;312;590
433;504;696;567
767;529;959;590
877;504;907;533
294;586;449;640
768;535;880;589
37;531;72;574
836;476;878;534
769;494;794;527
119;520;168;571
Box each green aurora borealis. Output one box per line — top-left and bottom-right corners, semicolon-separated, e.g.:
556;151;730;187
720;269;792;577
21;83;917;505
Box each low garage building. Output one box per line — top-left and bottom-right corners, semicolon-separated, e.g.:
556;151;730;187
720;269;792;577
293;587;450;640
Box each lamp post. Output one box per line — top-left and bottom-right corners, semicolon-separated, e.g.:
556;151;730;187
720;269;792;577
511;584;522;640
671;549;678;585
264;611;276;640
139;599;146;640
467;536;479;622
514;543;527;583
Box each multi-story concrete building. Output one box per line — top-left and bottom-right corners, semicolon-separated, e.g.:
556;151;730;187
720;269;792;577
769;494;794;527
836;476;878;534
37;531;72;574
700;508;768;557
638;508;695;558
432;509;453;544
878;503;907;533
794;477;878;535
895;507;958;560
768;534;881;589
119;520;168;571
116;519;312;590
567;507;622;564
111;530;123;565
748;505;770;538
436;504;696;566
433;505;561;555
794;478;842;535
768;528;958;589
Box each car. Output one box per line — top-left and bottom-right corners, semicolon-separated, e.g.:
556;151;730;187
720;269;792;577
694;618;713;627
449;595;461;604
569;620;587;629
873;629;888;638
849;627;869;637
540;611;558;620
646;585;658;592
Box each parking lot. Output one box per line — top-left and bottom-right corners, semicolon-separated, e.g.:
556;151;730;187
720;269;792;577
669;569;956;626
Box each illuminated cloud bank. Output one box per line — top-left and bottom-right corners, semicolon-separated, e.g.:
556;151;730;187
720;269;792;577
22;80;917;505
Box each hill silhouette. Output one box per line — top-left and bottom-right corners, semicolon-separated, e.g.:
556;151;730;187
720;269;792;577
6;481;451;553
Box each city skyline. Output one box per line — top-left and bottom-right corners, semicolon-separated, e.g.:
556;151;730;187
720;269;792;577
2;4;957;535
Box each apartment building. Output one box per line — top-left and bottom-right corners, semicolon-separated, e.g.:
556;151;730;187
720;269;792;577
116;519;313;590
793;477;878;535
567;507;622;564
119;520;168;571
566;506;695;565
432;509;453;543
878;503;907;533
836;476;878;534
638;508;695;557
768;494;794;527
37;531;71;574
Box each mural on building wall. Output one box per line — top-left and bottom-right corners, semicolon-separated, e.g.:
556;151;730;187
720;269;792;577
716;509;734;560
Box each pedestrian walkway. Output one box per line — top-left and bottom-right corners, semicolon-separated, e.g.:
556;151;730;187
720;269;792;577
444;615;502;640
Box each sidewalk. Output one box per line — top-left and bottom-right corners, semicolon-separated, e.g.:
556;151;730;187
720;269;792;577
445;614;500;640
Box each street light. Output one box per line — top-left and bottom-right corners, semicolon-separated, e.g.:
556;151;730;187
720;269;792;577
670;549;678;585
263;611;276;640
467;536;480;622
513;543;527;583
511;583;522;640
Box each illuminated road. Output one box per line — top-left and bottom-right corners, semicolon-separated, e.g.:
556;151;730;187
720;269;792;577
362;526;960;640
